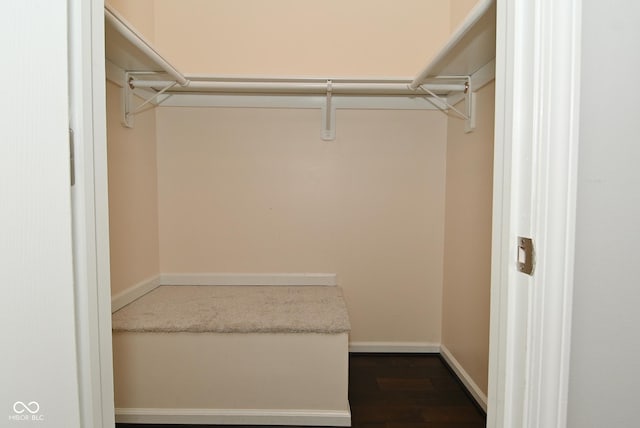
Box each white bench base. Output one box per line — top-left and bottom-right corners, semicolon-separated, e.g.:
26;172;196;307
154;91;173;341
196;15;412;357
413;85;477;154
113;331;351;426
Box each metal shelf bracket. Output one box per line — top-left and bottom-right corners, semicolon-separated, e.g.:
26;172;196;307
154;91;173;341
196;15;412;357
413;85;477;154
418;76;476;133
122;72;176;128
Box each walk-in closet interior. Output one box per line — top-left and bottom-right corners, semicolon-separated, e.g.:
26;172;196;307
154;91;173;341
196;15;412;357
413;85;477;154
105;0;496;424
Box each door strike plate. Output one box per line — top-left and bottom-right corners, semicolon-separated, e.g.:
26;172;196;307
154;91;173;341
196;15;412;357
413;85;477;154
517;236;535;276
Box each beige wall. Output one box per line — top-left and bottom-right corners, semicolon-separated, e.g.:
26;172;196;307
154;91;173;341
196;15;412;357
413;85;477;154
449;0;480;30
153;0;450;76
156;107;447;343
106;81;160;296
107;0;156;43
106;1;494;348
441;81;494;394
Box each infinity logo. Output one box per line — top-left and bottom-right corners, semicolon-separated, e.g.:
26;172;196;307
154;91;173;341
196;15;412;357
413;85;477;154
13;401;40;414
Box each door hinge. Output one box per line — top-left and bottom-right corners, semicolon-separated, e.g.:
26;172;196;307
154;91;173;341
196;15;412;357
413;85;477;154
69;128;75;186
517;236;535;275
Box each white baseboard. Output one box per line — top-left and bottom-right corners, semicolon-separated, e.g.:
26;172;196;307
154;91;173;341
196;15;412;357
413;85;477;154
349;341;441;353
114;407;351;426
440;344;488;411
159;273;338;286
111;275;160;312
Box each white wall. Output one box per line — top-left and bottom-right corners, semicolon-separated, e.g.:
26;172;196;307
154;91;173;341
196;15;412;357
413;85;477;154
567;2;640;427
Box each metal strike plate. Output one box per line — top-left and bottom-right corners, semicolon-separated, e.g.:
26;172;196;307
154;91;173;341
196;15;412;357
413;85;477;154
517;236;535;275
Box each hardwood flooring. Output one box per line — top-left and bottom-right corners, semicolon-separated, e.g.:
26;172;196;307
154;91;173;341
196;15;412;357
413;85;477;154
116;353;486;428
348;354;486;428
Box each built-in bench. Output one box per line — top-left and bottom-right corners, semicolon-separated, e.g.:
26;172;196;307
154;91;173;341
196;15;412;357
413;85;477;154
111;285;351;426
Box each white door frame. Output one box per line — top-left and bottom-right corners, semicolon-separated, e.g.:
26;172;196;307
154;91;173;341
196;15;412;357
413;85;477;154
487;0;582;427
76;0;583;426
69;0;115;426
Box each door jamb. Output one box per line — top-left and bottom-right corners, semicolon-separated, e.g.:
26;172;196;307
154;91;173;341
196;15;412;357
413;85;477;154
487;0;582;427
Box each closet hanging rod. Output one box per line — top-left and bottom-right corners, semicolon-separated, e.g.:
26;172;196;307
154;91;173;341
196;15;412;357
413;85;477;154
130;79;467;95
105;5;189;87
409;0;495;90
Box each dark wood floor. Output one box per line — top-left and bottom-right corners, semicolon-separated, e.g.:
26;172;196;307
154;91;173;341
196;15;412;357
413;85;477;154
348;354;485;428
117;353;486;428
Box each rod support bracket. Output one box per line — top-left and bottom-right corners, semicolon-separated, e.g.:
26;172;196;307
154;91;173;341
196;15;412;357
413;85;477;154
121;72;135;128
464;76;476;133
121;73;176;129
321;79;336;141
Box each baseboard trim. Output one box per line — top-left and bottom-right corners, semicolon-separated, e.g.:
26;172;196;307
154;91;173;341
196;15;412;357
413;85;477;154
349;341;441;353
439;345;488;411
111;275;160;312
159;273;338;287
114;407;351;426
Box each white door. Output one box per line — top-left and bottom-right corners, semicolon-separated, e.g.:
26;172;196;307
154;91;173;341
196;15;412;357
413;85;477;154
1;2;82;427
487;0;581;427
